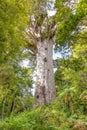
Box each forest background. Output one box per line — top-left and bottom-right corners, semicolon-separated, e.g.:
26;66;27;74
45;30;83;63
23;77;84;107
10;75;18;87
0;0;87;129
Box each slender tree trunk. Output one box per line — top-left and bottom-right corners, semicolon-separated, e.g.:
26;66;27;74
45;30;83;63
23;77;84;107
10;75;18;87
2;98;6;120
10;96;15;114
35;39;56;106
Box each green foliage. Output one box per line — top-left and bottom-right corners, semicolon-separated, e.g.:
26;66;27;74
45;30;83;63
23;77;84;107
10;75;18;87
41;30;49;40
0;62;33;117
0;0;33;119
0;0;29;63
55;44;87;114
54;28;87;129
54;4;87;126
0;103;87;130
55;0;87;45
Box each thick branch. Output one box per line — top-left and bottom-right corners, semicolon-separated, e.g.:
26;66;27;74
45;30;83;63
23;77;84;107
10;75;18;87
26;40;37;53
26;31;39;43
26;30;38;53
48;16;57;39
49;24;57;39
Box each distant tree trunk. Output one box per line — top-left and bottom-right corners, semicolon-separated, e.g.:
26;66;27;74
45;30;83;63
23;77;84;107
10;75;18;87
10;95;16;114
2;98;6;120
35;39;56;106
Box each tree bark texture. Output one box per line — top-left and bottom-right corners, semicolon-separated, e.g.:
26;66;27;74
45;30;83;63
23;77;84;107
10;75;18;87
35;39;56;106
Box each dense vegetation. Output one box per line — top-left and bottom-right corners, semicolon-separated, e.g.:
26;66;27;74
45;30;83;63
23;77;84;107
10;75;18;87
0;0;87;129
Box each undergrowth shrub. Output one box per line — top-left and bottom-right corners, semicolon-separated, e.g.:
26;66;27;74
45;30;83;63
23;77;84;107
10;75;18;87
0;102;87;130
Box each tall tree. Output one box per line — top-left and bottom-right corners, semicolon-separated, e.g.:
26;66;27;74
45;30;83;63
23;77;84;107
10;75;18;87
27;0;56;106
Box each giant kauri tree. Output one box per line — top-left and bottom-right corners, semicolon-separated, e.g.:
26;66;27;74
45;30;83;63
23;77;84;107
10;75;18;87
27;0;56;106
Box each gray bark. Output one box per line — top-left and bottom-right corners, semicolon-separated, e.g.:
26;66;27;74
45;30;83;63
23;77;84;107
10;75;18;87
35;39;56;106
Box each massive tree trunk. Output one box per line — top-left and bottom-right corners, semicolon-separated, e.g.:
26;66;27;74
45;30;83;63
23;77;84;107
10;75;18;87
27;0;56;106
35;39;56;106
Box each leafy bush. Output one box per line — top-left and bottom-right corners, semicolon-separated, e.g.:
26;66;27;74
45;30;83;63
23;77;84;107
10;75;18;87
0;102;87;130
